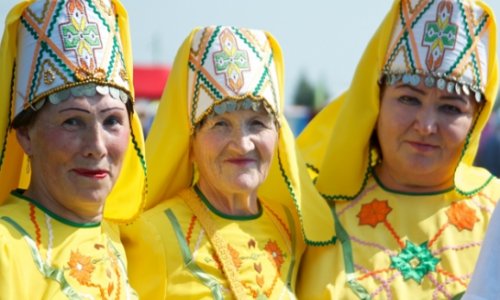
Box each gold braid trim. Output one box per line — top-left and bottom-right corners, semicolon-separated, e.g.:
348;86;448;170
179;188;247;300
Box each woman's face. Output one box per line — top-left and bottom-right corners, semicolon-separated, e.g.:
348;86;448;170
16;93;130;220
192;108;278;196
376;81;478;190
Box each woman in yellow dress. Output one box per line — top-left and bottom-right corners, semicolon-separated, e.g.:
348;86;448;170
120;25;334;299
296;0;500;299
0;0;146;298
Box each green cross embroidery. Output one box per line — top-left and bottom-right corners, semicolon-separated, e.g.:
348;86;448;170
214;49;249;73
390;240;440;284
422;2;458;69
213;29;250;93
60;8;101;65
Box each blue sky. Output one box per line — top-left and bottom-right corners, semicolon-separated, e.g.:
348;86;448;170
2;0;499;102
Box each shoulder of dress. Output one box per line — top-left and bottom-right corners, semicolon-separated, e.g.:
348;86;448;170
121;194;193;237
144;195;191;218
476;175;500;202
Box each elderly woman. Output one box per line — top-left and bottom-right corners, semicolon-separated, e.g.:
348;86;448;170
296;0;500;299
120;26;334;299
0;0;146;298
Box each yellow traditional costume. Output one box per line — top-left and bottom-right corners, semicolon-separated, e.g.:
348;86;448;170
0;0;146;298
120;26;334;299
296;0;500;299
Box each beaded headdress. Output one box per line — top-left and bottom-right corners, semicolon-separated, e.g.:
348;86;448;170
187;26;281;130
381;0;491;102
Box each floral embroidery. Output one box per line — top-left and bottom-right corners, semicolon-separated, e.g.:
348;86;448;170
107;282;114;296
446;201;479;231
254;262;262;273
256;274;264;288
68;250;95;284
227;244;242;268
264;240;285;272
67;0;85;14
357;199;392;228
390;240;440;284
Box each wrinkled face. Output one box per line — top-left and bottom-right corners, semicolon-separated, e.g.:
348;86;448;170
191;108;278;196
17;94;130;218
376;82;478;189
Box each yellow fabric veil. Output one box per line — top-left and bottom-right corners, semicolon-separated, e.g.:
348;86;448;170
0;0;146;223
144;27;334;244
298;0;499;200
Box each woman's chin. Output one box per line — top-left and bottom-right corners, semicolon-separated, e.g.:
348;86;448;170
72;189;110;205
226;177;263;194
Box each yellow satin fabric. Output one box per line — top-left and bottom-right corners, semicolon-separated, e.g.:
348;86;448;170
0;192;138;299
0;0;146;223
141;27;334;244
297;0;499;198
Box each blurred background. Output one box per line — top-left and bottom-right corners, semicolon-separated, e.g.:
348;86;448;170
1;0;500;175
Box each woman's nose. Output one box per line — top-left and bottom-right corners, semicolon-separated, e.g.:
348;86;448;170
83;124;107;158
413;107;438;135
228;127;255;153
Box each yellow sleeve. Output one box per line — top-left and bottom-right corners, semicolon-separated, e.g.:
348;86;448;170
296;245;337;300
0;220;31;299
120;214;168;299
0;227;14;299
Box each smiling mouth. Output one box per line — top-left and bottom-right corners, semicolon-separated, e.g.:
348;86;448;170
226;158;256;166
407;141;439;152
73;169;109;179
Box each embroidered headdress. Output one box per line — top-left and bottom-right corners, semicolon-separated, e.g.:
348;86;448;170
187;26;280;130
381;0;492;102
14;0;132;115
0;0;146;223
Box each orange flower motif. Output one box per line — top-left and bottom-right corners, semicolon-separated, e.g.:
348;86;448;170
256;275;265;288
68;250;95;284
67;0;85;14
264;240;285;272
357;199;392;228
227;244;242;268
446;201;478;231
254;262;262;273
107;282;114;296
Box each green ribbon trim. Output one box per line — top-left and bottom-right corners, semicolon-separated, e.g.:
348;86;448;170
283;205;297;293
1;216;82;299
164;209;225;299
330;204;371;300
